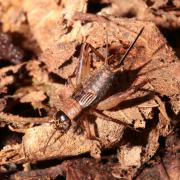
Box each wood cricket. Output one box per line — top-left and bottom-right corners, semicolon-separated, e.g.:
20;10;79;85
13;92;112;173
51;27;145;139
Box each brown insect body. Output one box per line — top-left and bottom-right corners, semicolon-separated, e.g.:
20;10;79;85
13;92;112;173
58;66;114;123
53;27;144;132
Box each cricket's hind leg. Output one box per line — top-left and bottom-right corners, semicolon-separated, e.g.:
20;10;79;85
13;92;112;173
75;43;92;86
65;42;92;89
90;109;138;132
96;79;152;111
75;41;112;84
93;79;155;131
71;40;112;88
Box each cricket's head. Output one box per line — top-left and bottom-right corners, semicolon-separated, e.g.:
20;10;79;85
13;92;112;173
52;110;71;131
52;97;83;130
55;110;69;123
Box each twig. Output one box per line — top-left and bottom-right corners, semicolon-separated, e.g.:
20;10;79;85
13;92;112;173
0;112;50;124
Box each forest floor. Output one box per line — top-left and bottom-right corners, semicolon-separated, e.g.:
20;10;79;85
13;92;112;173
0;0;179;179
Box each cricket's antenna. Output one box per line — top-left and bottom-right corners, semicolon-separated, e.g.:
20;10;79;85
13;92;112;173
105;25;109;65
119;27;144;66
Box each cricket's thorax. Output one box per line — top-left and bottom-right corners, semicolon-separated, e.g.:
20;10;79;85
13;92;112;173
73;66;115;107
59;98;82;120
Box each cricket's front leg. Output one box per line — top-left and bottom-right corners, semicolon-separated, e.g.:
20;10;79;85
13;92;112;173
82;113;100;141
71;113;99;141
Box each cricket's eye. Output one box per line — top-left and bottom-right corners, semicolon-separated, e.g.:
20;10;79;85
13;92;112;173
55;110;69;123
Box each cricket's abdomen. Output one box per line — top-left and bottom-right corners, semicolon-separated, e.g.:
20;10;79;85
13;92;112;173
73;66;114;107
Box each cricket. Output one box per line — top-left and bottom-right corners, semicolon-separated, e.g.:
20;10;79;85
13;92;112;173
0;2;177;178
51;27;145;139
